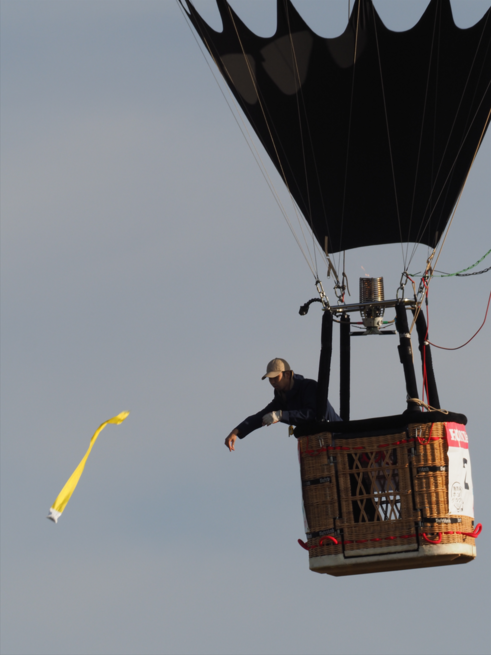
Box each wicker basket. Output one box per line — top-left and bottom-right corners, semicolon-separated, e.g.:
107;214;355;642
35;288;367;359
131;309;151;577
297;421;478;576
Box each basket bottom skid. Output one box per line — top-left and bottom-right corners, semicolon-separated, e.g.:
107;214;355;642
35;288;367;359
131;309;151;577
309;543;476;577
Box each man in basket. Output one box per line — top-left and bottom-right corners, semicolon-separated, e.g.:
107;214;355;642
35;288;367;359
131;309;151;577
225;358;340;451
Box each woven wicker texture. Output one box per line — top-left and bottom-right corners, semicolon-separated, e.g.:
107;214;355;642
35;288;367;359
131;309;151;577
343;518;418;553
410;422;448;517
298;434;339;541
409;423;475;546
299;422;476;563
302;472;338;532
336;432;413;523
298;433;331;480
333;431;418;551
420;516;476;546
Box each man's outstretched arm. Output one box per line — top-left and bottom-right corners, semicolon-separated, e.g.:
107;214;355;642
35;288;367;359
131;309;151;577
225;400;281;451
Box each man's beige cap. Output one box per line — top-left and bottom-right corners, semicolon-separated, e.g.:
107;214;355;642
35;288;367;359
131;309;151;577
261;358;291;380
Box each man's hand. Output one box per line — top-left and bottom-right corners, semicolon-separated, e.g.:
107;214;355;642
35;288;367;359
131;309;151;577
225;429;239;452
262;410;282;426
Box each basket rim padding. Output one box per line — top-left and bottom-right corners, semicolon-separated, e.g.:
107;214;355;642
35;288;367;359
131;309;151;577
294;410;467;437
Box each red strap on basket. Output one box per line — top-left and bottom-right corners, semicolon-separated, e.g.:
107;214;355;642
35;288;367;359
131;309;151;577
299;435;442;458
464;523;482;538
417;423;434;445
422;532;442;544
298;524;482;551
421;523;482;544
298;536;339;550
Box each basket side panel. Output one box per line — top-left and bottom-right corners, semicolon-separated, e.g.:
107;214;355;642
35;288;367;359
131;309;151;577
409;422;475;547
298;433;341;553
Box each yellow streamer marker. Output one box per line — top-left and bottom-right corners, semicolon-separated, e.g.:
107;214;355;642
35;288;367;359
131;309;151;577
47;411;130;523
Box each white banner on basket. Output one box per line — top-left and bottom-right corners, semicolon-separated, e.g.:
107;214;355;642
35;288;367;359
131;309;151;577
445;422;474;518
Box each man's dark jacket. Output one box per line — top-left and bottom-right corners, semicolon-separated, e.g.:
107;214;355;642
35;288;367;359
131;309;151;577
235;374;341;439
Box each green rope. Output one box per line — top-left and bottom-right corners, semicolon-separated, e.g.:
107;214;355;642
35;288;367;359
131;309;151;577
410;249;491;277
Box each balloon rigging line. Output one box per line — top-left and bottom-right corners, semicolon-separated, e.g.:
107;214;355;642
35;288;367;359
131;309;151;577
253;78;320;269
298;114;333;279
176;0;318;277
372;8;406;270
177;3;316;273
406;256;433;335
443;266;491;277
406;10;491;267
258;98;326;273
228;6;319;279
409;100;488;335
284;1;337;279
408;123;490;272
413;9;487;267
290;195;340;278
226;4;322;278
178;0;318;274
284;2;335;274
408;24;490;265
410;248;491;277
338;0;362;277
427;290;491;351
406;90;491;272
428;106;491;282
281;10;343;289
284;2;319;275
405;0;440;268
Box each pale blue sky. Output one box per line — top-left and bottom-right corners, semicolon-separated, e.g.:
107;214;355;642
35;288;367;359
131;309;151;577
1;2;490;654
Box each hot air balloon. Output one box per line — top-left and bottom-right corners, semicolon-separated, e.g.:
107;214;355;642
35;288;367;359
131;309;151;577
178;0;489;575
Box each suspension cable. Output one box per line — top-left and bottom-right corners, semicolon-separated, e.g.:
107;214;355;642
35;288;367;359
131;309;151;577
372;9;405;268
406;7;491;268
177;0;319;277
410;248;491;277
427;291;491;351
409;103;490;334
338;0;361;276
429;107;491;278
405;0;440;268
283;4;314;245
226;5;322;278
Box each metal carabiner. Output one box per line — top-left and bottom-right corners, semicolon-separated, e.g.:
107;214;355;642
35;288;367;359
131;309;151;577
316;279;330;309
396;271;408;299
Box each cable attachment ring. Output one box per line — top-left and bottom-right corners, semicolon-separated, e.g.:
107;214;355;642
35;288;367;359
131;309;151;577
334;273;350;304
416;252;436;300
334;283;346;303
316;279;330;310
396;271;408;299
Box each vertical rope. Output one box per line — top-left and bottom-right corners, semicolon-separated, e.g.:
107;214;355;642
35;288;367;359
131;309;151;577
372;11;405;267
177;0;319;276
338;0;362;272
226;6;322;277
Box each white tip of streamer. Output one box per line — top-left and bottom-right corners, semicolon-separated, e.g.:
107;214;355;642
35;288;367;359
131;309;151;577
47;508;61;523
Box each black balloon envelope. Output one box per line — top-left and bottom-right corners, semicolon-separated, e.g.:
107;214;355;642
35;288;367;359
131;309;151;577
181;0;491;254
